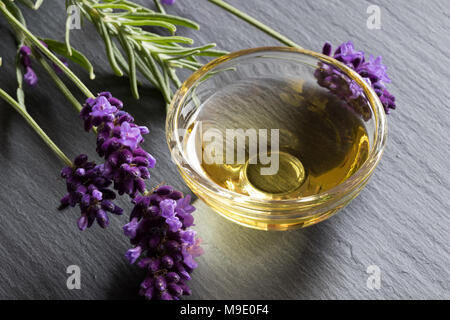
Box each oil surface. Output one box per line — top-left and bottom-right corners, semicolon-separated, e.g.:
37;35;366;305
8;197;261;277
183;78;369;200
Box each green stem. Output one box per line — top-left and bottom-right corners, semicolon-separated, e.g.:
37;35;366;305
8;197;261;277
0;88;72;166
36;54;83;112
0;1;95;99
207;0;301;48
153;0;166;15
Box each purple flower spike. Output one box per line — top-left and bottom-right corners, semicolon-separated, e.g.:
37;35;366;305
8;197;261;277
60;154;122;231
123;186;199;300
78;92;155;198
60;91;201;300
161;0;175;5
317;41;396;115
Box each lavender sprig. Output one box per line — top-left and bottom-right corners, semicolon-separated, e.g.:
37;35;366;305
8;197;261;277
318;41;396;115
66;0;227;104
124;185;202;300
0;1;95;98
17;42;70;87
208;0;396;115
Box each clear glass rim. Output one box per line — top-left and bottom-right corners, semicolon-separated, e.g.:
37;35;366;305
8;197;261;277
166;46;387;206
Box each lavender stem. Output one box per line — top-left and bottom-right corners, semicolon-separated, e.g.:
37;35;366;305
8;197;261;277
207;0;302;48
0;88;72;166
0;1;95;99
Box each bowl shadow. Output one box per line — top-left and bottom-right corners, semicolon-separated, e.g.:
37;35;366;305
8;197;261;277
184;199;335;299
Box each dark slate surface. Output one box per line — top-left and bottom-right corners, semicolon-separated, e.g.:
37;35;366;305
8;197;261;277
0;0;449;299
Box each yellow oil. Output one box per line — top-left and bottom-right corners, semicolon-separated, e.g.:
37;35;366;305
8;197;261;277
183;78;370;201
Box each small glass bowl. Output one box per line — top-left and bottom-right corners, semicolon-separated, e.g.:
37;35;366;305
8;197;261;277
166;47;387;231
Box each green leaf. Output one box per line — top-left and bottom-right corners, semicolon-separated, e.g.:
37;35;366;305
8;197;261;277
98;20;123;76
141;47;171;102
118;12;199;30
16;0;35;10
153;0;165;14
143;43;216;56
40;38;96;79
167;60;199;71
4;0;26;43
34;0;44;10
13;47;26;109
119;18;177;34
65;10;73;56
15;66;26;109
16;87;25;108
195;48;228;57
131;35;194;45
92;3;135;11
118;31;139;99
17;0;43;10
111;43;130;73
134;54;158;88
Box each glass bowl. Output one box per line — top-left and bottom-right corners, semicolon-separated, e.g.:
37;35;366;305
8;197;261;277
166;47;387;231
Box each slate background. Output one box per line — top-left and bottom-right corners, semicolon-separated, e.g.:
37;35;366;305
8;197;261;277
0;0;448;299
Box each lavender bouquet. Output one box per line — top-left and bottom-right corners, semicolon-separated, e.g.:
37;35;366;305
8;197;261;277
0;0;213;300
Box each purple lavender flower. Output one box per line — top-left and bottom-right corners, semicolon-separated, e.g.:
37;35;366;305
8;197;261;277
316;41;396;115
80;92;155;198
123;217;139;238
175;195;195;227
19;46;38;87
90;95;117;119
123;185;200;300
119;122;143;150
125;246;142;264
186;237;204;258
19;42;70;86
23;67;38;87
60;154;123;230
161;0;175;5
19;46;32;65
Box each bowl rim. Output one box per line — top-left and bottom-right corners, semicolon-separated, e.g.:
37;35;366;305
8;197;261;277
166;46;387;206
